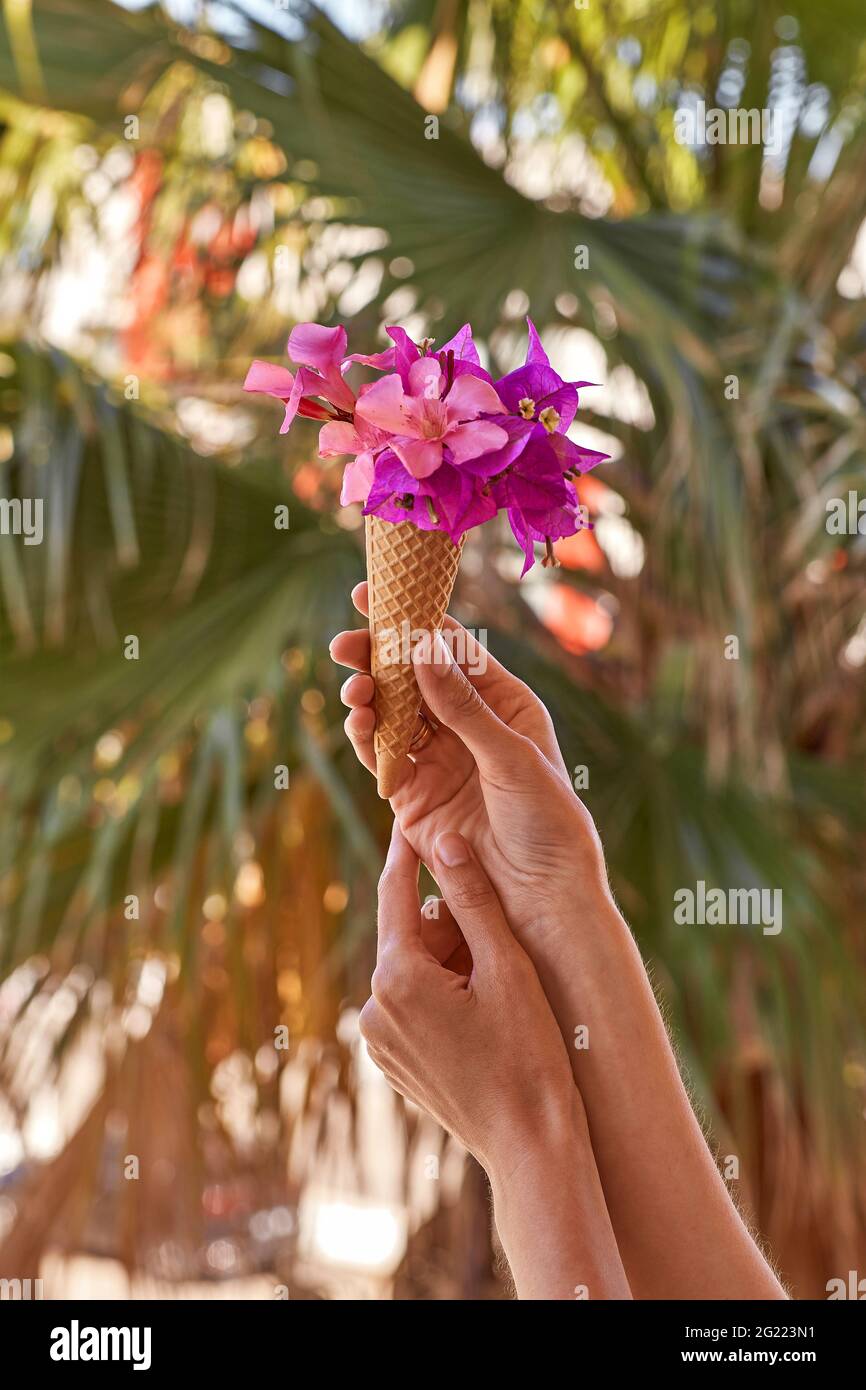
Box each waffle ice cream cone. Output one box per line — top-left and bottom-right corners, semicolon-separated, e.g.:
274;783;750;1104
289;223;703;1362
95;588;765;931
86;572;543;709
365;514;464;797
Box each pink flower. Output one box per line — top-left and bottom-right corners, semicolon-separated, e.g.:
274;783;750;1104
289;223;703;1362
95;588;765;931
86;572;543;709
244;322;355;433
354;357;508;479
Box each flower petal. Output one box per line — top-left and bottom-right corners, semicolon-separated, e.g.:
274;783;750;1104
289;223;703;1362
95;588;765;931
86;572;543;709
286;323;355;409
345;347;396;370
445;420;508;464
244;361;296;398
363;451;435;526
318;421;362;456
445;374;506;420
279;365;320;434
507;508;536;575
386;326;421;386
287;322;347;373
457;415;534;476
340;452;376;505
495;362;576;422
431;465;497;542
355;374;410;434
391;436;444;478
408;355;444;400
525;317;549;367
438;323;481;365
546;432;610;474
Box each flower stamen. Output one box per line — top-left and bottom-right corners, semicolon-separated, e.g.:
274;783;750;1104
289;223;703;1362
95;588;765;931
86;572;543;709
541;537;560;568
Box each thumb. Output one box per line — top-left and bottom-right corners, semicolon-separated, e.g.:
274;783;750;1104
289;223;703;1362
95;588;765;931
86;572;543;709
412;630;525;778
433;831;516;972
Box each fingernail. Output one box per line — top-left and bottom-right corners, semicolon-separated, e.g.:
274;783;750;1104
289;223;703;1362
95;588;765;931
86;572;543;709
412;629;452;676
435;831;468;867
430;630;452;677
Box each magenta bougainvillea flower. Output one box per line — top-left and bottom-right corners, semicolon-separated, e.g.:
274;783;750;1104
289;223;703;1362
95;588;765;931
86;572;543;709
244;317;608;570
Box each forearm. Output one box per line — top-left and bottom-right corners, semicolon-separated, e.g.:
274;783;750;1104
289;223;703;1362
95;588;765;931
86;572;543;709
532;894;786;1300
488;1101;632;1301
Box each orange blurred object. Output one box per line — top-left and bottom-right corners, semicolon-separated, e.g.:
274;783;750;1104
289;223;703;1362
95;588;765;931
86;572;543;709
575;474;611;511
555;527;605;572
127;150;163;236
292;464;322;503
541;584;613;654
206;268;237;298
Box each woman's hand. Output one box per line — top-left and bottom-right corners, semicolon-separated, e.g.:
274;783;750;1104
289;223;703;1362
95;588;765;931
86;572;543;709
363;821;631;1300
361;821;580;1175
330;582;610;944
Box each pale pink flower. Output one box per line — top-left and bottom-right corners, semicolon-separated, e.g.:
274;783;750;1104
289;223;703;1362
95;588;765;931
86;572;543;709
354;357;508;479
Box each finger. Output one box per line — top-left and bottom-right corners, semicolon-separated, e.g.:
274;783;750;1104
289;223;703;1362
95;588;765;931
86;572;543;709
353;581;530;712
433;832;516;971
340;672;375;709
329;627;371;673
344;707;377;775
412;631;528;781
347;585;535;775
376;820;423;959
354;582;514;699
344;703;416;794
419;897;471;974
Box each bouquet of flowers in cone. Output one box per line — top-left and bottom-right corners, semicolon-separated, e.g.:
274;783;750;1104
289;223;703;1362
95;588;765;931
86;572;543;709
245;319;608;795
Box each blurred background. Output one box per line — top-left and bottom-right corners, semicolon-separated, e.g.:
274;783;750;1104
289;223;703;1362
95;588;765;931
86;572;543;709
0;0;864;1300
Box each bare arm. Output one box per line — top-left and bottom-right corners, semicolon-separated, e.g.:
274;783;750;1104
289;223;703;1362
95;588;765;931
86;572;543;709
525;895;785;1298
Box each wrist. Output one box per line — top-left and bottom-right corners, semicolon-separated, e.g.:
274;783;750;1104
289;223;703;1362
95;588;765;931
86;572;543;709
533;875;630;962
485;1088;588;1198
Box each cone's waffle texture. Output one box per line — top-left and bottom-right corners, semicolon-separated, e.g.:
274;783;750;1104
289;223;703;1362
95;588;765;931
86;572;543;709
366;514;463;797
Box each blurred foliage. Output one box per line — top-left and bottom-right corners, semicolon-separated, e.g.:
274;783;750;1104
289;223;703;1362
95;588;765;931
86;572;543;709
0;0;865;1296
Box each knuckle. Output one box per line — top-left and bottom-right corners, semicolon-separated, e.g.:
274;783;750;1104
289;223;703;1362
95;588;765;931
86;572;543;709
370;955;409;1008
535;703;557;743
514;736;548;778
358;998;382;1044
369;965;391;1006
378;1068;407;1099
448;671;485;720
510;674;538;708
449;874;496;914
